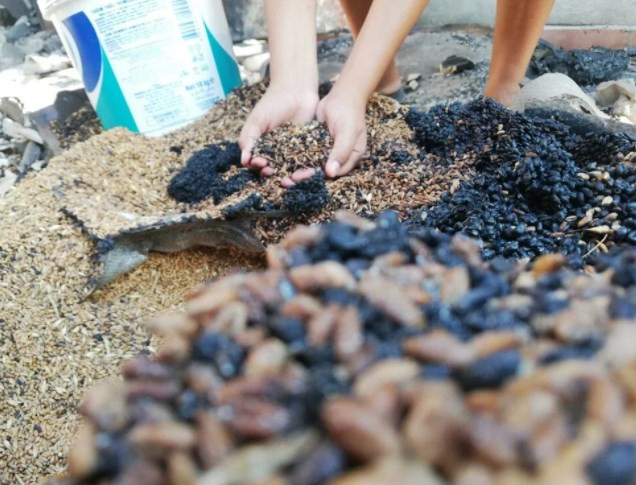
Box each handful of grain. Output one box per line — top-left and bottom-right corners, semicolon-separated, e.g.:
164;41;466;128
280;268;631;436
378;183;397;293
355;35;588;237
58;212;636;485
252;121;333;177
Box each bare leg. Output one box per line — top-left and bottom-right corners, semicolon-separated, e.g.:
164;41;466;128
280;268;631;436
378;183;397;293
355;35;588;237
339;0;402;94
485;0;555;106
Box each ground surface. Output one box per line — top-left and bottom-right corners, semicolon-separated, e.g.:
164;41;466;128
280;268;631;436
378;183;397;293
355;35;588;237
0;24;635;484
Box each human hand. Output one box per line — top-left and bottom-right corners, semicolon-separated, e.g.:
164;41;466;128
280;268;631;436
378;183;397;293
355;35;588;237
317;86;368;180
239;86;319;180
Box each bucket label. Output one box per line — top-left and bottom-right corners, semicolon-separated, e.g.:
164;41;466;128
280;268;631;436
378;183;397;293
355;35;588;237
60;0;241;135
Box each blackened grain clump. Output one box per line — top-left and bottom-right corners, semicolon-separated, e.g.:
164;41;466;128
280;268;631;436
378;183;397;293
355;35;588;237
168;142;258;204
530;42;630;85
406;99;636;263
282;172;329;214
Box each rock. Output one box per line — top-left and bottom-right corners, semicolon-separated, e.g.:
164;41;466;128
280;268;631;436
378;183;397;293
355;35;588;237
0;169;18;197
597;79;636;107
596;79;636;124
233;39;267;61
0;42;24;70
6;15;32;43
16;35;45;56
23;53;70;74
31;160;45;171
0;6;16;27
242;52;270;74
512;73;607;120
18;140;41;173
0;97;25;124
440;55;475;75
2;118;44;144
1;0;31;23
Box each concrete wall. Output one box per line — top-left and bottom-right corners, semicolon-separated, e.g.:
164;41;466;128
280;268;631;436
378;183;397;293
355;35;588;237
422;0;636;27
223;0;636;41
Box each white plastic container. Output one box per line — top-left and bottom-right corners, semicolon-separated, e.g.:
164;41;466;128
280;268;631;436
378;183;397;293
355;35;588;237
39;0;241;135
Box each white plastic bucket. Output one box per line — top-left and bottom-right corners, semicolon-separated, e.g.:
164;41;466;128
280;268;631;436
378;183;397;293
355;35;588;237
39;0;241;136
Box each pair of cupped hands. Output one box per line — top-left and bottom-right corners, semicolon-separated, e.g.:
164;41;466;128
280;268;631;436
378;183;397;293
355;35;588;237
238;82;368;188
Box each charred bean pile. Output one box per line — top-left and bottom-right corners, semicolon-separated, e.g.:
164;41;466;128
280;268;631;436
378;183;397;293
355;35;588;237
59;212;636;485
529;42;631;85
168;142;259;205
406;99;636;265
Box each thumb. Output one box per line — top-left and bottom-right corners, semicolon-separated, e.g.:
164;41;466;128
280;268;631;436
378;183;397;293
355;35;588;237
325;125;357;179
238;116;266;166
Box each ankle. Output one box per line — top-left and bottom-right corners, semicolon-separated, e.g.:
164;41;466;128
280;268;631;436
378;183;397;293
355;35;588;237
377;63;402;95
484;80;521;108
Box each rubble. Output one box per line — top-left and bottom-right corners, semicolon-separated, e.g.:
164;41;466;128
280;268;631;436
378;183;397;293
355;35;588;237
0;15;76;194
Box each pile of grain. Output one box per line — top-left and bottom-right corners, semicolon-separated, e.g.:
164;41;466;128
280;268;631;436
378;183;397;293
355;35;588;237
55;212;636;485
0;86;268;483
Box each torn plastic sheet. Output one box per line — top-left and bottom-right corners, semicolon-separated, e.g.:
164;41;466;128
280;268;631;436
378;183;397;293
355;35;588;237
93;217;265;290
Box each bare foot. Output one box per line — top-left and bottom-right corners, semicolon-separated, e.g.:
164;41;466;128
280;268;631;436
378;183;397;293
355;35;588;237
376;61;402;95
484;81;522;108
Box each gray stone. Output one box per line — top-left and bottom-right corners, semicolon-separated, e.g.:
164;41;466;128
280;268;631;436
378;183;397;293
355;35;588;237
23;53;70;74
0;0;31;23
6;15;32;43
2;118;44;144
18;140;40;172
0;6;16;26
512;73;607;119
0;42;24;69
242;52;269;74
0;169;17;197
16;34;44;55
0;97;25;124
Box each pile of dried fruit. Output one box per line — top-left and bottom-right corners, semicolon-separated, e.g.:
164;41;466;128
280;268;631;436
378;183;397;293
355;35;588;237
57;212;636;485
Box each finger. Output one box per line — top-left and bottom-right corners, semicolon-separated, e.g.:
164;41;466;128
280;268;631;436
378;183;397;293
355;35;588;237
239;120;264;166
316;101;327;123
325;127;358;179
260;166;275;177
291;167;316;182
280;176;296;188
339;132;367;176
250;156;269;169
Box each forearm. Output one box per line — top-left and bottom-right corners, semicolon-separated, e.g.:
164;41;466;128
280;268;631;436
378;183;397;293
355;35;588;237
334;0;428;101
265;0;318;91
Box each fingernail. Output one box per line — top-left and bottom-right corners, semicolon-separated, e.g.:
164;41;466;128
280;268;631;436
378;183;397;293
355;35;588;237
241;151;249;166
326;159;340;178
